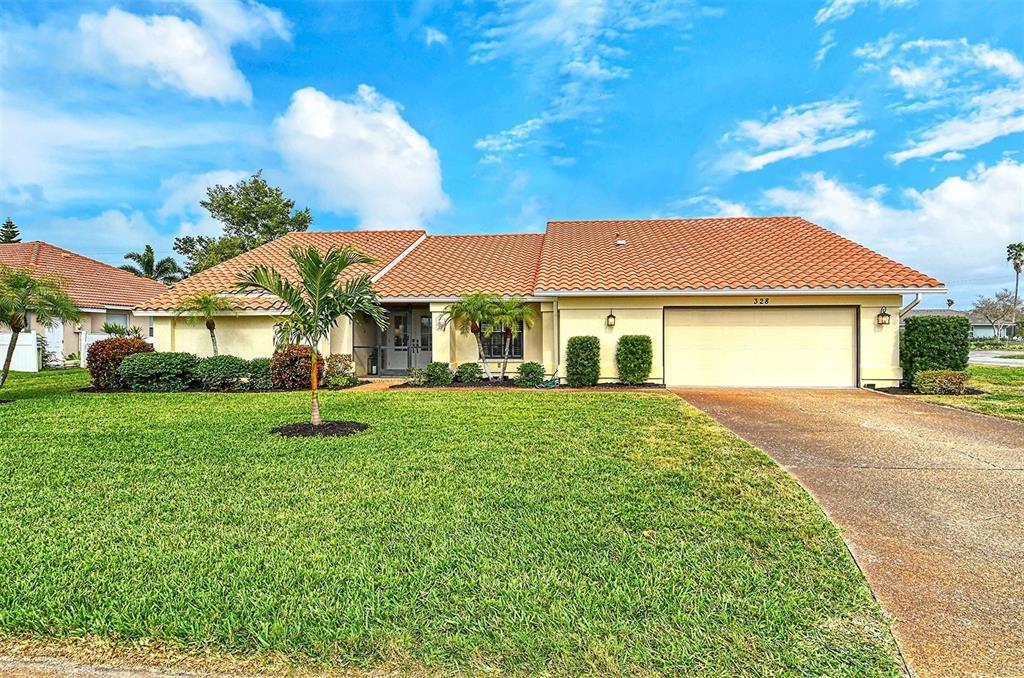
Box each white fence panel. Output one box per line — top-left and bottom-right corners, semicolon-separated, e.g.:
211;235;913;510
0;331;41;372
80;333;155;367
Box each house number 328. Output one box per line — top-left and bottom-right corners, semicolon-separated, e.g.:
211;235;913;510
753;297;769;305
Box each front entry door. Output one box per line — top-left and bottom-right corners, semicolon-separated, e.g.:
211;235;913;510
385;311;410;373
412;311;433;368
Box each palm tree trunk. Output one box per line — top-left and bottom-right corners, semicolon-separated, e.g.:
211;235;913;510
0;329;19;388
500;333;511;381
310;348;321;426
475;332;494;380
209;329;219;356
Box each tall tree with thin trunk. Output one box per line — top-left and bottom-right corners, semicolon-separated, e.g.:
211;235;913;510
1008;243;1024;338
174;292;236;356
237;246;387;426
0;266;79;388
441;292;500;380
490;298;537;380
121;245;184;284
0;218;20;244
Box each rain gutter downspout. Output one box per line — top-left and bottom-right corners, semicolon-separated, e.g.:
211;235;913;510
552;298;560;381
899;293;923;318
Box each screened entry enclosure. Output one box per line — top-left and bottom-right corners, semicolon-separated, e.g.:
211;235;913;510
353;305;433;376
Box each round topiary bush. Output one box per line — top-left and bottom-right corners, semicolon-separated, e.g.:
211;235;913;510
615;335;653;385
87;337;154;390
117;352;200;392
424;361;454;386
197;355;250;391
270;345;324;390
566;336;601;387
515;361;545;388
455;362;483;383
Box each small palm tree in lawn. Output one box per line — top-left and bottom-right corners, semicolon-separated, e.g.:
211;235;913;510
0;266;79;388
174;291;236;356
441;292;500;380
237;246;387;426
490;297;537;380
1008;243;1024;338
121;245;184;284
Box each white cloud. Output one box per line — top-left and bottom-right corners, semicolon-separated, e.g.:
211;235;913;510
814;30;837;67
0;93;238;205
474;118;544;153
77;1;290;103
814;0;914;25
719;99;874;173
668;195;752;218
424;27;448;46
855;36;1024;162
469;0;700;157
889;86;1024;163
36;209;173;265
762;160;1024;299
939;151;965;161
274;86;449;229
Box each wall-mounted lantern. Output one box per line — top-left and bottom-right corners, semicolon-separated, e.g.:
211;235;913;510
876;306;891;326
606;310;616;328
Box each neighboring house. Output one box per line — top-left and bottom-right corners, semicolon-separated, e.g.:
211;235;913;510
136;217;945;388
0;241;167;361
900;308;1014;339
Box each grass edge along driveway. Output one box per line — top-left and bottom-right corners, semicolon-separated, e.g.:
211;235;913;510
0;370;899;676
917;365;1024;421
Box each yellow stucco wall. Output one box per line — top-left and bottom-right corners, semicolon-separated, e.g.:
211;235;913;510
556;294;904;386
434;302;549;375
153;315;278;359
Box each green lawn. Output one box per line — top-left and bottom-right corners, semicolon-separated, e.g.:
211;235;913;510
996;354;1024;359
0;370;898;676
918;365;1024;421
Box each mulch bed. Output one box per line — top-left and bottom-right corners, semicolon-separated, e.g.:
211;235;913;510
872;386;985;396
271;420;369;437
392;380;666;391
76;382;368;395
0;399;13;404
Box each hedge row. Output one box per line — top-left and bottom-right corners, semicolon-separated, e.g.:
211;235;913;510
900;316;970;386
86;338;356;392
565;335;654;387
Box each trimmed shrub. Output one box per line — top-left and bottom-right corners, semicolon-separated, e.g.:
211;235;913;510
407;366;427;386
197;355;250;391
424;361;454;386
270;345;324;390
566;336;601;387
87;337;153;389
901;316;970;386
117;352;200;392
515;361;545;388
912;370;971;395
455;362;483;383
325;353;359;388
615;335;653;385
247;358;273;391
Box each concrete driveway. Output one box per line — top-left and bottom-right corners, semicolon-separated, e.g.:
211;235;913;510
970;350;1024;367
672;388;1024;678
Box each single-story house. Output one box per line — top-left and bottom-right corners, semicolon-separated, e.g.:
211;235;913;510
0;241;166;363
136;217;945;388
900;308;1016;339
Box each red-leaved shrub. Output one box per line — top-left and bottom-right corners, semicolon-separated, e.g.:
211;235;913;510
270;345;324;390
87;337;154;389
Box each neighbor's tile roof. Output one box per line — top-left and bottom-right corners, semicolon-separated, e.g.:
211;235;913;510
0;241;167;309
374;234;544;298
536;217;943;292
139;230;425;311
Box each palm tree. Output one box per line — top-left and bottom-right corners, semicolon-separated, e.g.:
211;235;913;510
490;298;537;380
0;266;79;388
174;291;236;356
1008;243;1024;339
237;246;387;426
121;245;184;284
441;292;500;380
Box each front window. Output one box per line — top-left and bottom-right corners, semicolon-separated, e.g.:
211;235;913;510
105;312;128;328
482;320;524;359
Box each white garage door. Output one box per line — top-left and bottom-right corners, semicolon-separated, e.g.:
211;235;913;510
664;307;857;387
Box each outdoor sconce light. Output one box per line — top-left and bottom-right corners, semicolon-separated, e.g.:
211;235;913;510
876;306;891;326
606;310;616;327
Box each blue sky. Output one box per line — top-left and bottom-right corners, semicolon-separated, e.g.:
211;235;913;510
1;0;1022;307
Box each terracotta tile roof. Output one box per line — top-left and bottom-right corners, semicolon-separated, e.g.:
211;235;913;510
138;230;425;311
0;241;167;309
374;234;544;298
536;217;943;292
